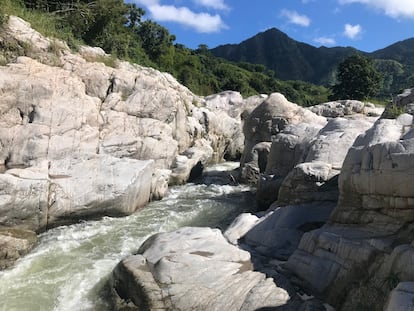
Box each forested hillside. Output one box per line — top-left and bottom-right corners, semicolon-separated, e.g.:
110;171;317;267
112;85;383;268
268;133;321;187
0;0;330;106
211;28;414;98
211;28;357;85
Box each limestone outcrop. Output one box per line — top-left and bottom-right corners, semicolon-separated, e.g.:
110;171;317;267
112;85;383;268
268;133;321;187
222;96;414;311
256;123;323;208
240;92;326;183
5;14;414;311
277;117;374;205
0;16;249;232
257;116;374;209
284;112;414;309
309;99;383;118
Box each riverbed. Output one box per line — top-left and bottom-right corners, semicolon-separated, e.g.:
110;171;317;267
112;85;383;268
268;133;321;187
0;163;256;311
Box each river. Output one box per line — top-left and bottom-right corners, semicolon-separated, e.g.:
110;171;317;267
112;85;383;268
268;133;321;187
0;162;256;311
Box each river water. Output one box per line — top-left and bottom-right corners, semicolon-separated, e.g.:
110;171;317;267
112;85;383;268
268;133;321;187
0;163;255;311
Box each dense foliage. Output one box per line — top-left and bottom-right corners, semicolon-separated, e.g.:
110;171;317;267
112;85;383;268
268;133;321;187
0;0;330;106
330;54;383;100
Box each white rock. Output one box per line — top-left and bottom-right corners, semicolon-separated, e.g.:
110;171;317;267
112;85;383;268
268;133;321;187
224;213;262;244
0;18;252;231
242;202;335;259
385;282;414;311
47;155;153;226
111;227;290;310
241;93;326;182
0;170;49;231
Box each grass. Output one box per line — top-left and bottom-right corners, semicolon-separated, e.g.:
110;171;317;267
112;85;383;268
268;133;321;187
0;0;82;66
83;54;118;68
368;98;389;107
0;0;81;51
383;104;406;119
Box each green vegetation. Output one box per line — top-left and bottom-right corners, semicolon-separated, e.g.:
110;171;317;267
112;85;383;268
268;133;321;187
0;0;330;105
382;104;406;119
330;54;383;100
211;28;414;100
211;28;358;85
3;1;412;103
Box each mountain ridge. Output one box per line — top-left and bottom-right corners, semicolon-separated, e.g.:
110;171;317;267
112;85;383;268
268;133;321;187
211;27;414;93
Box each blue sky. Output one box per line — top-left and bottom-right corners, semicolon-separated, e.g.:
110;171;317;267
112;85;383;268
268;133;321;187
132;0;414;52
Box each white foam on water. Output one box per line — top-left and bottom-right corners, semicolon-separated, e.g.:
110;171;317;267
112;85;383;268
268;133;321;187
53;258;119;311
204;161;240;172
0;162;253;311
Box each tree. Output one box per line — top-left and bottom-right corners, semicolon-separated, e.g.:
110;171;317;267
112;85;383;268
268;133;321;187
136;20;175;63
126;3;145;29
330;54;383;100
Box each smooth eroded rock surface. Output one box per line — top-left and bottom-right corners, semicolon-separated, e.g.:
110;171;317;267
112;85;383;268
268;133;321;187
0;16;251;233
110;227;290;310
285;114;414;309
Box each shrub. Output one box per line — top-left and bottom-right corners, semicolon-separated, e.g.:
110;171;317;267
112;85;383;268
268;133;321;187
383;104;406;119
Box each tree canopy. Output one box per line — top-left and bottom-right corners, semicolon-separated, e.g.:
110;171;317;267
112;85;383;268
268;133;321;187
330;54;383;100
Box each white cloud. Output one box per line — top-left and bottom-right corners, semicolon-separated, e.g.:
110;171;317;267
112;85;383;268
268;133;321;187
281;9;311;27
148;4;227;33
343;23;362;39
314;37;336;46
339;0;414;19
192;0;229;10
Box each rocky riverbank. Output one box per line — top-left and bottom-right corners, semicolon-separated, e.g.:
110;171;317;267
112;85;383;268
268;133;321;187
0;16;248;267
2;15;414;311
110;91;414;310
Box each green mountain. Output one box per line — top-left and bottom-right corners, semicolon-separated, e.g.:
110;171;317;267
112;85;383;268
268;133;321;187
211;28;414;95
369;39;414;96
211;28;357;85
370;38;414;65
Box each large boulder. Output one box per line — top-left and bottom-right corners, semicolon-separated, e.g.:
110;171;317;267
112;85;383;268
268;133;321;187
0;164;50;231
47;155;154;227
277;118;374;205
109;227;290;310
256;123;323;208
240;93;326;183
229;202;335;260
169;142;214;185
257;117;373;208
330;116;414;231
265;123;323;176
0;156;153;231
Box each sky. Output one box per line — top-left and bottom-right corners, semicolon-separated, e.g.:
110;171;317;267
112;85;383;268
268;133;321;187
131;0;414;52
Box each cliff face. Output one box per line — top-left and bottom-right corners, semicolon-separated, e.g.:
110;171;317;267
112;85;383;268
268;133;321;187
281;100;414;309
235;92;414;309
